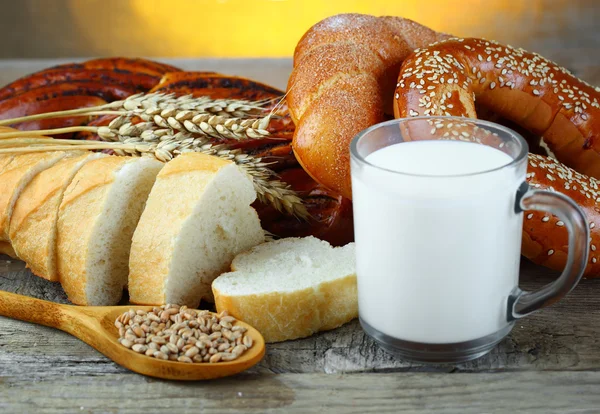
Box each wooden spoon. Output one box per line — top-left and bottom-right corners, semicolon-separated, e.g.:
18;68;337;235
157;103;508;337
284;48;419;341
0;291;265;380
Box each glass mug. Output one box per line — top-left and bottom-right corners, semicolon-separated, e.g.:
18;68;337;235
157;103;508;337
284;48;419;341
350;117;589;364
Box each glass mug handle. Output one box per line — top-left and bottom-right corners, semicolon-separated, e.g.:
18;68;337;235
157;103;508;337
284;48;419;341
508;182;589;320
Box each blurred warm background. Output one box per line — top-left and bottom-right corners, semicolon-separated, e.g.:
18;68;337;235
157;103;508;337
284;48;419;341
0;0;597;59
0;0;597;89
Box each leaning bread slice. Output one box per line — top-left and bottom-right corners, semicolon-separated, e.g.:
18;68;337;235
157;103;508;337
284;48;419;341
10;152;107;281
212;237;357;343
0;153;39;258
0;151;75;243
129;152;265;308
57;156;163;306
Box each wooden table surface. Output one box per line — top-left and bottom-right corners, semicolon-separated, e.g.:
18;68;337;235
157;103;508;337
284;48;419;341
1;51;600;413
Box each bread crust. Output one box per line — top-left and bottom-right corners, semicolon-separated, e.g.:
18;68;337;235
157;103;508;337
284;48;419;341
0;152;69;242
213;275;358;343
287;13;449;198
213;239;357;343
9;152;97;281
522;154;600;277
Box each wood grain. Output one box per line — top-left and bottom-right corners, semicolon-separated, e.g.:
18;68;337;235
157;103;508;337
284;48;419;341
1;370;599;413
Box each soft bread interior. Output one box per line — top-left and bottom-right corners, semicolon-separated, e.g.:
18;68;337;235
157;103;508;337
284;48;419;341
212;236;357;342
129;153;265;307
58;156;163;306
214;237;356;295
166;163;264;305
84;158;163;305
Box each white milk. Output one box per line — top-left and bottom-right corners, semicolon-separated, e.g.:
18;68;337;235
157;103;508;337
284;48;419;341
352;140;524;344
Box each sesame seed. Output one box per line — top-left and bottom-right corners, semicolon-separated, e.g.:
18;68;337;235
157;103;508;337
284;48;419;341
594;258;598;264
592;245;597;251
395;93;399;99
490;82;496;89
527;213;533;220
591;223;596;229
547;249;554;256
542;216;550;222
533;89;540;96
556;221;564;227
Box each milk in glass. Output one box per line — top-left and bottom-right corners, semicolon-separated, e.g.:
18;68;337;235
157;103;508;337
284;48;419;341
352;140;523;344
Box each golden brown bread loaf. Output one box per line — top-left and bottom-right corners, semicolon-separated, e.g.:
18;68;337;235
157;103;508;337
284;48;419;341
287;13;449;198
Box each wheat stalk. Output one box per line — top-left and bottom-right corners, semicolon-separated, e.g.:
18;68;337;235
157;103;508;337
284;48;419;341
97;111;272;142
0;93;306;217
0;133;309;219
0;112;273;143
0;93;277;127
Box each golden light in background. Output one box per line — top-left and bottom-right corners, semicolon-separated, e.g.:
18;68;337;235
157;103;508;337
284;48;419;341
62;0;560;57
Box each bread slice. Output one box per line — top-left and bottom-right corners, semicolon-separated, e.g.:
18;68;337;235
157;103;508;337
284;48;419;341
0;152;74;243
212;237;357;343
57;156;163;306
10;152;107;281
128;152;265;308
0;154;31;258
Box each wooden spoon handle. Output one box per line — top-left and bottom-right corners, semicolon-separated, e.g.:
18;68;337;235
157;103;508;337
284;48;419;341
0;290;69;329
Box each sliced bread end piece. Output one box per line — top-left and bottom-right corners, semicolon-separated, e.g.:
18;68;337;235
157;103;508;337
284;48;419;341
57;156;163;306
0;151;75;242
212;237;357;343
129;152;265;308
10;152;106;281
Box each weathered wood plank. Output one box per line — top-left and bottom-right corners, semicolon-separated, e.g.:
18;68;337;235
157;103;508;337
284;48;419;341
2;256;599;375
1;371;599;413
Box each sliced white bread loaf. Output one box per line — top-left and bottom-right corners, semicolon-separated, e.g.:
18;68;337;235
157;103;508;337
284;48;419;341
10;151;107;281
0;152;74;243
212;237;357;343
57;156;163;306
129;153;265;308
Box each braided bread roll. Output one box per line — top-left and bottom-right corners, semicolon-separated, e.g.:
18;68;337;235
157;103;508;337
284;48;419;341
287;13;449;198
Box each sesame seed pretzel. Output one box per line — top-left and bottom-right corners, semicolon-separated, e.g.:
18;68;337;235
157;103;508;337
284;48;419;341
395;38;600;277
